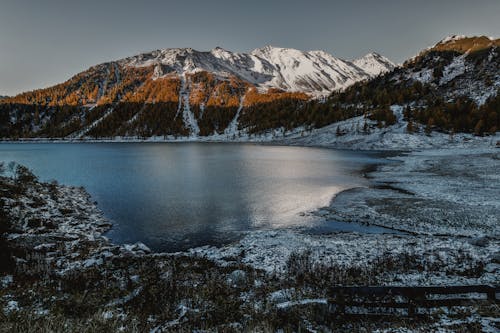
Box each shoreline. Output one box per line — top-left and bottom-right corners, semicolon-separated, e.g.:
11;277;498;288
1;146;499;331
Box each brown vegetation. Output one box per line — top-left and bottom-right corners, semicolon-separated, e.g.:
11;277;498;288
432;36;500;54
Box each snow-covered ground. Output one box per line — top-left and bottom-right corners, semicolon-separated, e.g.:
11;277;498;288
325;149;500;236
279;106;500;150
179;75;200;137
1;144;499;331
189;229;499;286
187;140;499;283
1;108;499;330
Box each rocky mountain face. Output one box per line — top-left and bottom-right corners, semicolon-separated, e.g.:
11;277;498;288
0;46;394;139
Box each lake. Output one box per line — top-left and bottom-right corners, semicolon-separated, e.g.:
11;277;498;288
0;142;387;251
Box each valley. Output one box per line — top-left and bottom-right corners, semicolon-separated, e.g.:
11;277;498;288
0;33;499;332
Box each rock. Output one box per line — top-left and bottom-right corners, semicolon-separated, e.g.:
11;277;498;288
488;252;500;264
227;269;247;287
110;246;122;255
83;258;103;268
100;251;114;258
130;275;141;283
1;275;13;289
135;242;151;253
33;243;57;252
484;263;499;273
268;288;295;303
123;242;151;254
468;236;489;247
4;300;19;314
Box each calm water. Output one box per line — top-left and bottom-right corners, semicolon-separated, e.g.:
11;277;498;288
0;143;387;251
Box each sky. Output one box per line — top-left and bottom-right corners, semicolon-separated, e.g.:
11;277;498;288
1;0;499;96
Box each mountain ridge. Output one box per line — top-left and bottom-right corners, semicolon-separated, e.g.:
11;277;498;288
0;36;498;142
117;45;394;96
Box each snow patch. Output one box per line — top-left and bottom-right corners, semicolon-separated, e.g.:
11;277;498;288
440;55;466;85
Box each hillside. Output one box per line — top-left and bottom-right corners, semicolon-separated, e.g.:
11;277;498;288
227;35;500;142
304;35;500;142
0;46;393;139
1;36;498;142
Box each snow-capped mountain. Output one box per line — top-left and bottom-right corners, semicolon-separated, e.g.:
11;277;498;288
120;45;394;96
3;36;497;142
352;52;395;77
278;35;500;150
249;46;393;94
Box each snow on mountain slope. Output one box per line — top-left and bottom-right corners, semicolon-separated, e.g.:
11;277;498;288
120;46;394;96
279;105;500;150
400;35;500;105
352;52;396;77
250;46;366;94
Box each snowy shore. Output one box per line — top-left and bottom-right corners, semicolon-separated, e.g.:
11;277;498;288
3;105;499;151
1;128;499;330
190;147;500;284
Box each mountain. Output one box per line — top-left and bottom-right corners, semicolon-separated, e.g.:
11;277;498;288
0;46;394;139
400;35;500;105
271;35;499;150
119;45;393;95
2;36;499;142
224;35;500;137
249;46;391;94
352;52;395;77
0;36;500;142
304;35;500;137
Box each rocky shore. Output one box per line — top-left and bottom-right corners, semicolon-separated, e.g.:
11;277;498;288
0;159;499;332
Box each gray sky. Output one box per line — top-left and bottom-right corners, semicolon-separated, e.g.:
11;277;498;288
1;0;499;96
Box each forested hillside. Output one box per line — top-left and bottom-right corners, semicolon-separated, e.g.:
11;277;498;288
309;35;500;136
0;37;498;140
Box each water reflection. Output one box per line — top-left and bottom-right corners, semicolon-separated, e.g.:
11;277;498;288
0;143;383;251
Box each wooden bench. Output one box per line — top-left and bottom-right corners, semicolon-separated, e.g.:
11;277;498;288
328;285;499;316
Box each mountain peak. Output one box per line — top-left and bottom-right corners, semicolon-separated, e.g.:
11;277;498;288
211;46;229;53
437;35;468;45
7;44;395;102
352;52;395;77
360;51;383;59
250;45;305;57
210;46;234;57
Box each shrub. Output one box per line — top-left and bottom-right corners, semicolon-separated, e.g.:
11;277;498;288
15;165;38;184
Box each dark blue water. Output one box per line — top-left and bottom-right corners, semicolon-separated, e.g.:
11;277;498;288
0;142;388;251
